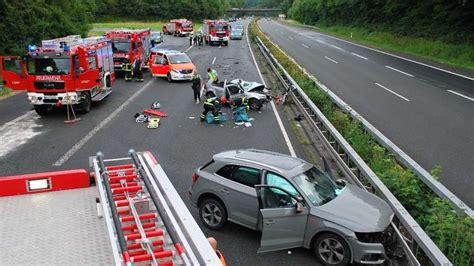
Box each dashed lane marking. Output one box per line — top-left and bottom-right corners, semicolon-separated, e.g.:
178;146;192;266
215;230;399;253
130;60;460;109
375;83;411;102
324;56;339;64
385;66;415;77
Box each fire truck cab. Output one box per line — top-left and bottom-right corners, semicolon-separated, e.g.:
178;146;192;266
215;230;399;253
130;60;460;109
1;35;115;116
202;20;230;46
106;29;151;72
163;19;194;37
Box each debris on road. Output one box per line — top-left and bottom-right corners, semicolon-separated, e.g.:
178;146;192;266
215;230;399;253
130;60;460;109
244;122;252;127
144;109;169;117
147;118;161;129
151;102;161;109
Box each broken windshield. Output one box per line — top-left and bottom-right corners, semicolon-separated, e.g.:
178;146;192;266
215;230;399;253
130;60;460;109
293;167;338;206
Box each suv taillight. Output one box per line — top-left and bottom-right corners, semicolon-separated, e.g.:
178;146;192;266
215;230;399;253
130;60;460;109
192;173;200;183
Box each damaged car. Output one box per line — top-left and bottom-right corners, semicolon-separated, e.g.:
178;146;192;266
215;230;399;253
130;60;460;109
205;79;272;111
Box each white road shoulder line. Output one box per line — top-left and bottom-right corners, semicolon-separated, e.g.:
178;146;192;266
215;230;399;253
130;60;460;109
274;20;474;81
211;57;216;65
375;83;410;102
447;90;474;101
184;45;193;53
246;23;296;157
324;56;338;64
385;65;414;77
351;52;368;60
53;80;154;166
302;43;309;48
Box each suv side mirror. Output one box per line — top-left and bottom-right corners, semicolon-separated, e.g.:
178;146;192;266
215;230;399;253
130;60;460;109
335;179;346;187
296;202;304;213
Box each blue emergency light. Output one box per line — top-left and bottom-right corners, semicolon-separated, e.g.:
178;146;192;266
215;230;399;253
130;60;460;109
63;44;70;52
28;44;37;52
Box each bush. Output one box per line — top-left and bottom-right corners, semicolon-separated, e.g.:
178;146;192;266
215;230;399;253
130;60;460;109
250;19;473;265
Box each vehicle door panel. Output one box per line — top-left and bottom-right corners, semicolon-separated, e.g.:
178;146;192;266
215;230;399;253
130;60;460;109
74;56;100;90
1;56;28;90
151;53;168;76
256;174;309;253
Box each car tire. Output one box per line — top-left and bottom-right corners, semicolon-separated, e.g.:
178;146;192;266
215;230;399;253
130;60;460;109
205;92;215;99
33;105;51;116
167;73;172;82
313;233;351;266
249;98;262;111
199;198;227;230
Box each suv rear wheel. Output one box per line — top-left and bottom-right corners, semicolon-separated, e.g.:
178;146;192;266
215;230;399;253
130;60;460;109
199;198;227;230
313;233;351;266
249;98;262;111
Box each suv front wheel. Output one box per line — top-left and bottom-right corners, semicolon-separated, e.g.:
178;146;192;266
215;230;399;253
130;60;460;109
199;198;227;230
313;233;351;266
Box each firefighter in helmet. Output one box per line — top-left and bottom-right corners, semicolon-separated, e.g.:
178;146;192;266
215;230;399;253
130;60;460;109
200;97;221;123
122;57;132;81
231;96;249;112
133;58;144;82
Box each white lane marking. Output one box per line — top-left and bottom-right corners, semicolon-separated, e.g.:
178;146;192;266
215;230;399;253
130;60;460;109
375;83;410;102
0;111;43;158
273;21;474;81
302;43;309;48
184;45;193;53
351;52;368;60
330;44;344;51
246;22;296;157
385;65;414;77
316;39;344;51
316;39;326;44
211;57;216;65
53;80;154;166
288;36;294;40
324;56;339;64
447;90;474;101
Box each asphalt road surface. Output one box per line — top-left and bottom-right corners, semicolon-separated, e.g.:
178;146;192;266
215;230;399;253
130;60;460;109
0;21;319;265
258;19;474;208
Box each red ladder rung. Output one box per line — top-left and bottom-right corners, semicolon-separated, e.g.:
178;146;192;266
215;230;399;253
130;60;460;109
125;230;164;241
109;174;138;183
106;164;134;170
109;169;136;176
120;213;156;222
110;182;139;189
117;209;130;215
112;185;142;194
130;250;174;262
121;222;155;231
128;240;164;250
128;248;164;257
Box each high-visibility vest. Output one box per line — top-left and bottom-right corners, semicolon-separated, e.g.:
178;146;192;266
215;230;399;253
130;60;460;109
208;69;218;81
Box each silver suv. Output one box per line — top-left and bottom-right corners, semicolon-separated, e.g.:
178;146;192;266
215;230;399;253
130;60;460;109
189;149;394;265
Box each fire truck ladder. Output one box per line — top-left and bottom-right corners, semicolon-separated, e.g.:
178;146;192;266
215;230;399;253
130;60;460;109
92;150;220;266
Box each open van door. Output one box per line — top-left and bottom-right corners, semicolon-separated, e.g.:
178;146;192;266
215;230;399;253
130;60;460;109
1;56;29;90
255;185;309;253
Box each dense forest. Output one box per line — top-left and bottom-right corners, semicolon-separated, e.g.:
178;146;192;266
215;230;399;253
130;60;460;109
287;0;474;44
0;0;242;54
1;0;473;54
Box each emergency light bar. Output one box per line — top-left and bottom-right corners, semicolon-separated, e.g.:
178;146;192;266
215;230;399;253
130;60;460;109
42;35;83;49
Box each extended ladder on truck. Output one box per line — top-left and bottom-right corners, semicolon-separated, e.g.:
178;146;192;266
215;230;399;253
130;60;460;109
92;150;221;265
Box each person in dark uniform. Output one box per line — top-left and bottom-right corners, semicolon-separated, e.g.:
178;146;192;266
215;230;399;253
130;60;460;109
192;73;202;104
122;58;132;81
200;97;221;123
133;58;144;82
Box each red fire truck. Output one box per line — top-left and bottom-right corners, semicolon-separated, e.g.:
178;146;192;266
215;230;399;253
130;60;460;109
202;20;230;46
105;29;151;72
0;35;115;115
162;19;194;37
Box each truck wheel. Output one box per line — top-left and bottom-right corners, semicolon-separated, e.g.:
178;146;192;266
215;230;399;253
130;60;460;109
77;92;91;113
34;105;51;116
199;198;227;230
249;98;262;111
167;73;173;82
313;233;351;266
205;92;215;99
223;41;228;46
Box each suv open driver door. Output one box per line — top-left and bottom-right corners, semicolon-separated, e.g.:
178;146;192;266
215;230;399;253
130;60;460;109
255;185;309;253
1;56;29;90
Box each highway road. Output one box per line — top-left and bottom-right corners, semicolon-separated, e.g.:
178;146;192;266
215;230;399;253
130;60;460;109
258;19;474;208
0;21;319;265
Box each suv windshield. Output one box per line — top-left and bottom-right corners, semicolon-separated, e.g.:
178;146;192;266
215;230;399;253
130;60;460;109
293;167;338;206
27;57;71;75
112;41;130;53
234;25;243;30
168;54;191;64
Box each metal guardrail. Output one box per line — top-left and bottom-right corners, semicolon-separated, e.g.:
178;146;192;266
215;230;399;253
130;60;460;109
257;23;473;220
255;35;452;265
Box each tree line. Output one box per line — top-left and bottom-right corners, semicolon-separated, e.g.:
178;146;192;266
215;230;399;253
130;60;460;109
0;0;243;55
286;0;474;44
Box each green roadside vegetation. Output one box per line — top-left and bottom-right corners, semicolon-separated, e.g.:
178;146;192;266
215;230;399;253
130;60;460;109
285;20;474;72
250;19;473;265
0;76;12;98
